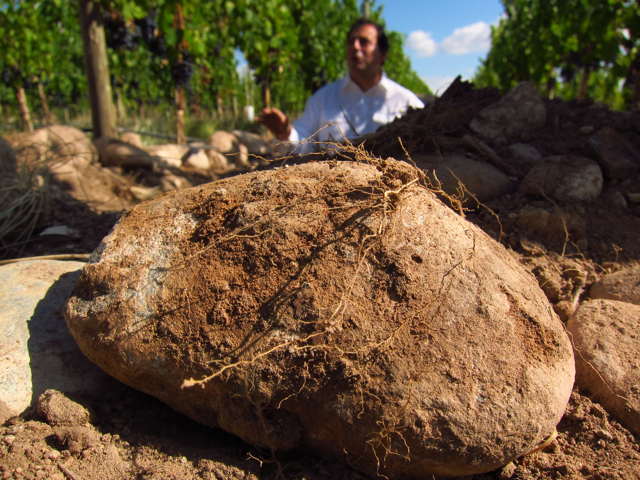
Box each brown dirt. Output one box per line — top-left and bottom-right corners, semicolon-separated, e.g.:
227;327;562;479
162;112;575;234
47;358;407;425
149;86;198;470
3;81;640;479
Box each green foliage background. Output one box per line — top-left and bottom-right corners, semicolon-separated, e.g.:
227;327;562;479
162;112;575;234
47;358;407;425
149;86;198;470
0;0;430;131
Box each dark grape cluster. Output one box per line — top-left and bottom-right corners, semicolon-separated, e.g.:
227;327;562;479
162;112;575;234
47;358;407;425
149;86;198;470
2;68;11;86
103;15;141;51
135;8;157;44
171;55;193;89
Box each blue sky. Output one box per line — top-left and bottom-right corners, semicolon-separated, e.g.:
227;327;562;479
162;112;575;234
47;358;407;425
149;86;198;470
381;0;505;94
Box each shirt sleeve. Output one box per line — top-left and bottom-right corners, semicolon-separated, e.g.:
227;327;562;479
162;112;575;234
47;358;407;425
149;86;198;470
287;94;321;155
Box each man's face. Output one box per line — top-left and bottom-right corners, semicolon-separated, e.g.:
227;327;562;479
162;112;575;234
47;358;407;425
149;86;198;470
346;24;386;77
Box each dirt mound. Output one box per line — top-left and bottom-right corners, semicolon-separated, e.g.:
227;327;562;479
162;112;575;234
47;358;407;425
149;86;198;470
65;159;573;478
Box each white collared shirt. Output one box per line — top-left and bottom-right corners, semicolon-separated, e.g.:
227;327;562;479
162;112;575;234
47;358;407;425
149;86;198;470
287;73;424;154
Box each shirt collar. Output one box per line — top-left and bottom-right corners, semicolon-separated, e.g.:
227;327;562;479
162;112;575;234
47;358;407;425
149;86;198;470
341;72;389;94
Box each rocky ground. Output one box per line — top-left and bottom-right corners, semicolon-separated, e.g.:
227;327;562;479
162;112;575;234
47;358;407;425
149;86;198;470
2;79;640;479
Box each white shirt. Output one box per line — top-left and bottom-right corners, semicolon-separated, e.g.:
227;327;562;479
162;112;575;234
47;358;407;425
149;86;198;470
288;73;424;154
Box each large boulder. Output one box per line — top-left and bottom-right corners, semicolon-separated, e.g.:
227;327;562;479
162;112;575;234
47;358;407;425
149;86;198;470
470;82;546;141
521;155;603;201
64;160;574;479
584;127;640;180
590;266;640;305
413;154;513;204
0;260;110;415
567;299;640;437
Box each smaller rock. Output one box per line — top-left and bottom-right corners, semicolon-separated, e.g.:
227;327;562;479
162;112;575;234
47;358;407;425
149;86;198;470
37;390;96;427
209;131;249;167
94;137;154;169
3;435;15;445
568;299;640;437
55;426;100;454
508;143;542;167
516;206;550;231
521;155;603;201
595;429;613;441
584;127;640;179
143;144;189;169
183;148;210;170
590;266;640;306
499;462;517;480
580;126;595;134
119;132;143;148
39;226;81;239
603;190;627;209
470;81;546;140
232;130;272;156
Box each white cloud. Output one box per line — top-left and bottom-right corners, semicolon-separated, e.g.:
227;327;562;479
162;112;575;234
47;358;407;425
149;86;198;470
440;21;492;55
406;30;438;58
423;76;456;95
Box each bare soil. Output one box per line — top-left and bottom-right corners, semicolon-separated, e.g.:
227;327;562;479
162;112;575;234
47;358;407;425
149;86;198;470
3;82;640;479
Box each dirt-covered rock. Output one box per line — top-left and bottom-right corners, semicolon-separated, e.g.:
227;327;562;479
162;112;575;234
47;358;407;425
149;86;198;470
567;299;640;437
584;127;640;180
590;265;640;305
94;136;155;169
470;81;546;141
413;154;513;204
65;159;574;479
521;155;603;201
37;390;97;427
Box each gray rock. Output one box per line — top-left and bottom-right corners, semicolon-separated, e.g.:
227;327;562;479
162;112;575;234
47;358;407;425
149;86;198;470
0;260;110;415
603;190;628;209
412;154;513;204
590;266;640;305
508;143;542;167
568;299;640;437
584;127;640;179
521;155;603;201
470;82;546;140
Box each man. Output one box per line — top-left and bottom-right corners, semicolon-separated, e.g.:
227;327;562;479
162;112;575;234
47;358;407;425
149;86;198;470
259;18;424;154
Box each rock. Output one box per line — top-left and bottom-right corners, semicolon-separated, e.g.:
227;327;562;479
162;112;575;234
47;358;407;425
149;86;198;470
208;131;249;167
412;154;513;204
119;131;143;148
603;189;628;209
205;149;233;174
470;82;546;140
160;171;193;193
8;126;97;166
590;266;640;305
567;299;640;437
55;426;100;454
584;127;640;179
0;136;18;175
508;143;542;167
0;399;16;425
183;148;210;170
516;206;550;231
94;136;155;169
521;155;603;201
143;144;189;169
232;130;272;156
580;126;595;134
37;390;96;426
65;160;574;479
0;260;111;415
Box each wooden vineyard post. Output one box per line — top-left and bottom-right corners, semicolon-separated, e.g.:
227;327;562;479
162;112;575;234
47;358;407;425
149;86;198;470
37;82;52;123
15;86;34;132
176;88;185;145
78;0;116;139
577;69;590;101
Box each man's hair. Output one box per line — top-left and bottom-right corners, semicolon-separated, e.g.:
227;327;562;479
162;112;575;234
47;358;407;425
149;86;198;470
347;18;389;55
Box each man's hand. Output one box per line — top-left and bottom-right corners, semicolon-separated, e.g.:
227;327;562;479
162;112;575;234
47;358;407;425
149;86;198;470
257;107;291;141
